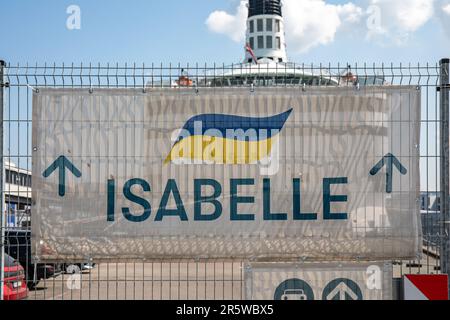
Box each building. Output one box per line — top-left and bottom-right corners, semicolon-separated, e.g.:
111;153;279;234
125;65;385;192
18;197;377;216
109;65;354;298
4;161;31;228
420;191;443;247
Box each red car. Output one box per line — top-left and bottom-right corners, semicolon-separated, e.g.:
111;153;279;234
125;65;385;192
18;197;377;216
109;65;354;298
3;253;28;300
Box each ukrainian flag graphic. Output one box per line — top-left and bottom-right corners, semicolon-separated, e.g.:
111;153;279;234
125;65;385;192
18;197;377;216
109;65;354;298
165;109;293;165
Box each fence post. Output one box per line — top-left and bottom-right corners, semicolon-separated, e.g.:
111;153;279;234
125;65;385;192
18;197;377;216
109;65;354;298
440;58;450;298
0;59;5;301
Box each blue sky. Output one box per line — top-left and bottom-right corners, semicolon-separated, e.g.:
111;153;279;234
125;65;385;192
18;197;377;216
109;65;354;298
1;0;448;191
0;0;449;65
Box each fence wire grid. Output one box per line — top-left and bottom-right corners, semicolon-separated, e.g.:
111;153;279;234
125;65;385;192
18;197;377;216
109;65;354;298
0;61;449;300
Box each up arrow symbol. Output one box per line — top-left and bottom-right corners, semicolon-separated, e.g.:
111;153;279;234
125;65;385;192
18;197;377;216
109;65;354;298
370;153;407;194
43;156;82;197
326;282;359;300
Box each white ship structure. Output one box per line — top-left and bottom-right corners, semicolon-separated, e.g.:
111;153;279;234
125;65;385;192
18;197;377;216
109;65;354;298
162;0;385;87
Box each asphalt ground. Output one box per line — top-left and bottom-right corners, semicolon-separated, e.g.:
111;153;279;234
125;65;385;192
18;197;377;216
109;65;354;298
27;262;244;300
26;255;440;300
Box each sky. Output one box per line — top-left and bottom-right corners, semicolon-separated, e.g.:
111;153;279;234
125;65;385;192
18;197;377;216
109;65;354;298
0;0;449;65
1;0;448;192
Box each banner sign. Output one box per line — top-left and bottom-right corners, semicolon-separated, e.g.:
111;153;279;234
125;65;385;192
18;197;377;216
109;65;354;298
245;262;393;300
32;87;421;261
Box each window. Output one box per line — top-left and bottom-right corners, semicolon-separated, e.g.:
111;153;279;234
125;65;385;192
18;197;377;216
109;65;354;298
276;37;281;50
266;36;273;49
275;20;280;32
19;173;30;187
9;172;18;185
249;20;254;33
257;36;264;49
5;170;31;187
249;37;254;49
266;19;272;32
257;19;263;32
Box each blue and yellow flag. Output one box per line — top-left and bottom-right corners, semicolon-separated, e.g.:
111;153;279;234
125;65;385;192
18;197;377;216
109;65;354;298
165;109;293;164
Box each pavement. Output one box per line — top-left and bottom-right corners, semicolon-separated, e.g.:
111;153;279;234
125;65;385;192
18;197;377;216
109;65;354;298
26;255;442;300
27;262;244;300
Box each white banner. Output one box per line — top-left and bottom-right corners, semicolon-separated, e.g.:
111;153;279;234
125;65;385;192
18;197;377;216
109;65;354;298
32;87;421;261
245;262;393;300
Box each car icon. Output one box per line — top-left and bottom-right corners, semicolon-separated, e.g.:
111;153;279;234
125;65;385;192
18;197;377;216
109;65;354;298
281;289;308;300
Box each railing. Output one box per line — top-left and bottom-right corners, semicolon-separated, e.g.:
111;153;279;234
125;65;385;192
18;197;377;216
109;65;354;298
0;61;449;300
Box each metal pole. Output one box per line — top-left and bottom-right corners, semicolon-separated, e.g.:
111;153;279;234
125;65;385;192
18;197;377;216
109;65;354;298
0;60;5;300
440;58;450;298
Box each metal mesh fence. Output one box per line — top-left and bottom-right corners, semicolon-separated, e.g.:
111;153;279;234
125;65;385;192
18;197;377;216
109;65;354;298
0;61;449;300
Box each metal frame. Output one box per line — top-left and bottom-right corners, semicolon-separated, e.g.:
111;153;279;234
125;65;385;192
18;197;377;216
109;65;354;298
440;58;450;297
0;60;5;301
0;60;449;300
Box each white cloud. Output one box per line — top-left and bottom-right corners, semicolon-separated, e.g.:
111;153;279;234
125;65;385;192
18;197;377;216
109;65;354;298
337;3;364;24
205;0;435;53
205;0;247;42
443;3;450;15
438;1;450;38
205;0;363;53
283;0;363;53
367;0;434;44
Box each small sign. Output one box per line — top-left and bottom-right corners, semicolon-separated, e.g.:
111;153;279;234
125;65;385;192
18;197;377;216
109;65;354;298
245;262;392;300
403;274;448;300
322;278;363;300
274;278;315;300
